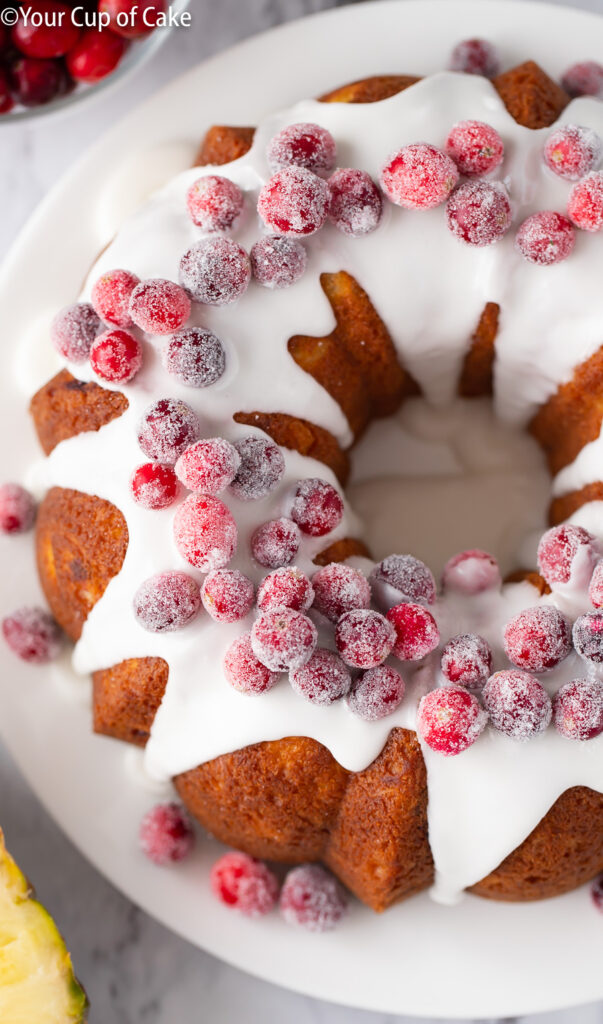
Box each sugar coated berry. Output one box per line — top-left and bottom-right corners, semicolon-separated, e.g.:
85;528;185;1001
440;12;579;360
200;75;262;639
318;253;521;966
290;648;351;706
91;268;140;328
347;665;405;721
257;167;330;236
441;633;492;689
201;569;254;623
138;398;200;464
129;278;191;334
12;57;67;107
381;144;458;210
449;37;500;77
229;436;285;501
223;633;280;695
573;610;603;664
163;326;226;388
0;483;36;534
280;864;347;932
515;211;575;266
257;567;314;613
445;120;504;176
328;168;383;236
139;802;195;866
553;678;603;741
417;687;487;755
250;236;307;288
99;0;166;39
12;1;80;58
589;559;603;607
561;61;603;99
387;603;440;661
537;525;595;586
251;518;300;568
483;670;552;740
179;238;251;305
66;27;126;84
267;122;336;175
592;875;603;913
130;463;179;510
2;607;61;664
543;125;602;182
503;605;571;672
186;174;244;232
211;852;279;917
567;172;603;232
173;494;237;572
175;438;240;495
290;478;343;537
442;549;501;594
133;571;201;633
447;180;511;246
335;608;395;669
370;554;436;610
51;302;100;362
312;563;371;623
90;329;142;384
251;607;317;672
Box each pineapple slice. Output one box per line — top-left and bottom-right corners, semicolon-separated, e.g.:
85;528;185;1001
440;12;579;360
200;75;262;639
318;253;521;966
0;828;87;1023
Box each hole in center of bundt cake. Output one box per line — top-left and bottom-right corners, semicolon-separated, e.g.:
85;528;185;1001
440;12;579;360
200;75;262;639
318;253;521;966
348;396;550;577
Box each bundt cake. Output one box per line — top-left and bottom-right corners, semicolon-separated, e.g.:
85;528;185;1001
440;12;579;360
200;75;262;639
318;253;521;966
29;52;603;912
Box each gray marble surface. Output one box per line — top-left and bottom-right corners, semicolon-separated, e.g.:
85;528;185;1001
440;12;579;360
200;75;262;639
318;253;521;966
1;0;602;1020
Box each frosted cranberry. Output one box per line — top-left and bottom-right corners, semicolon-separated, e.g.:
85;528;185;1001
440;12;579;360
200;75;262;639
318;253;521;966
589;559;603;607
483;670;552;740
290;478;343;537
347;665;405;721
211;852;279;917
0;483;36;534
267;122;336;174
11;1;79;58
99;0;166;39
51;302;100;362
370;554;436;610
257;567;314;613
91;268;139;328
445;120;504;176
567;172;603;232
503;606;571;673
175;438;239;495
186;174;244;232
592;875;603;913
280;865;347;932
0;71;13;114
553;678;603;741
90;328;142;383
449;38;499;77
441;633;492;689
179;237;251;305
229;436;285;501
133;571;201;632
2;607;62;664
11;56;66;106
66;28;126;83
130;462;179;510
251;518;300;568
129;278;190;334
163;327;225;388
447;180;511;246
387;603;440;662
139;802;194;865
543;125;602;182
250;236;307;288
561;61;603;98
537;525;595;586
515;211;575;266
418;686;488;755
251;607;317;672
380;143;459;210
223;633;280;694
138;398;200;464
442;549;501;594
173;494;237;572
257;167;330;236
201;568;254;623
312;563;371;623
328;168;383;236
335;608;395;669
573;610;603;664
290;648;351;706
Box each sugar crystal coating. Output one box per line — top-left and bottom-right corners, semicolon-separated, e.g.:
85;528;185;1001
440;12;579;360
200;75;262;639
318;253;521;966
553;678;603;741
446;180;512;246
449;38;500;78
163;327;226;388
387;602;440;661
180;237;251;305
223;633;280;694
229;436;285;501
129;278;191;334
328;168;383;236
133;571;201;632
251;517;300;568
186;174;244;232
201;569;254;623
291;478;343;537
250;236;307;288
381;143;459;209
537;525;595;586
311;563;371;622
347;665;405;721
280;864;347;932
173;494;237;572
138;398;200;464
90;328;142;384
91;268;140;327
289;648;351;706
503;605;572;672
371;554;436;609
417;687;487;755
257;567;314;613
175;438;240;495
483;670;552;740
267;122;336;174
0;483;36;534
573;610;603;664
445;120;504;176
543;125;602;181
335;608;395;669
130;462;179;510
51;302;100;362
257;166;330;236
561;61;603;98
515;211;575;266
589;559;603;608
211;851;279;916
251;606;317;672
139;802;195;865
567;171;603;232
2;606;62;664
441;633;492;689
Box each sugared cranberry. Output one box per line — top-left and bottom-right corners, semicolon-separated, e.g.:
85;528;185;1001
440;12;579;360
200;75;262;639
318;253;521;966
223;633;280;694
251;517;300;568
251;607;317;672
515;211;575;266
0;483;36;534
567;172;603;232
537;525;595;586
201;568;254;623
133;571;201;632
442;549;501;594
503;606;571;672
2;607;61;663
553;678;603;741
0;70;13;114
12;56;66;106
589;559;603;608
137;398;200;464
592;874;603;913
446;180;511;246
139;802;195;865
561;61;603;98
347;665;405;721
483;670;552;740
66;27;126;84
417;687;487;755
257;567;314;613
257;167;330;236
91;268;139;328
449;37;500;77
99;0;166;39
130;462;179;510
51;302;100;362
290;478;343;537
250;236;307;288
185;174;244;232
370;554;436;610
129;278;190;334
211;852;279;917
387;603;440;661
290;648;351;705
267;122;336;174
327;168;383;236
280;865;347;932
229;436;285;501
445;120;504;176
173;494;237;572
543;125;602;181
12;1;79;58
335;608;395;669
380;143;459;210
441;633;492;689
90;328;142;383
179;237;251;305
162;327;225;388
175;438;239;495
573;610;603;664
311;563;371;623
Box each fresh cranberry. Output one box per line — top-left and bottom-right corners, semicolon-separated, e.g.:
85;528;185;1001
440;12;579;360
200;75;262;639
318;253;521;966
503;606;572;672
91;268;139;328
442;549;501;594
553;678;603;741
130;462;179;510
162;327;225;388
543;125;602;182
347;664;405;721
99;0;166;39
589;559;603;607
380;143;459;210
129;278;190;334
251;607;317;672
257;567;314;613
201;569;254;623
175;438;240;495
447;180;511;246
223;633;280;694
328;168;383;236
267;122;336;174
51;302;100;362
561;61;603;98
0;70;13;114
250;236;307;288
290;478;343;537
66;27;126;84
229;436;285;501
90;328;142;383
186;174;244;232
335;608;395;669
173;494;237;572
417;687;487;755
370;554;436;610
0;26;7;50
11;1;79;59
515;211;575;266
179;237;251;305
250;517;300;568
311;563;371;623
139;802;195;865
441;633;492;689
0;483;36;534
537;525;595;586
386;603;440;661
137;398;200;464
280;865;347;932
573;610;603;664
133;571;201;632
211;852;279;917
2;607;62;663
567;172;603;232
483;670;552;740
444;120;504;176
257;167;330;236
290;648;351;705
12;56;66;106
592;874;603;913
449;38;500;77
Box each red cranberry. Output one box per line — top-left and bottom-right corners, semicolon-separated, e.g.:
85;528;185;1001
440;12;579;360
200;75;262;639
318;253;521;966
133;571;201;632
251;607;317;672
257;167;330;236
129;278;190;334
66;28;126;84
387;603;440;661
280;865;347;932
257;567;314;613
537;525;595;586
441;633;492;689
515;211;575;266
442;549;501;594
91;268;139;328
162;327;225;388
567;172;603;232
223;633;280;695
138;398;200;464
380;143;459;210
12;57;66;106
553;678;603;741
290;648;351;705
503;605;572;672
447;180;511;246
99;0;166;39
0;70;14;114
290;478;343;537
186;174;244;232
211;852;279;917
483;670;552;740
90;328;142;383
449;38;499;77
51;302;100;362
175;438;239;495
201;569;254;623
589;559;603;607
11;1;79;59
179;237;251;305
267;122;336;174
312;563;371;623
417;687;487;755
139;802;194;865
573;610;603;664
561;61;603;98
0;483;36;534
173;494;237;572
445;120;504;176
130;462;179;510
328;168;383;236
229;436;285;501
250;236;307;288
251;517;300;568
2;607;62;664
543;125;602;182
347;665;405;721
335;608;395;669
592;874;603;913
370;554;436;610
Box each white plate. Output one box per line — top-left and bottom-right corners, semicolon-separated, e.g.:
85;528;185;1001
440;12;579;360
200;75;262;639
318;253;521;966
1;1;602;1016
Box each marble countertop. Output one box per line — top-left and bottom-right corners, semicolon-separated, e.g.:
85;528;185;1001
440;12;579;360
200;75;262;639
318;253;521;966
1;0;602;1020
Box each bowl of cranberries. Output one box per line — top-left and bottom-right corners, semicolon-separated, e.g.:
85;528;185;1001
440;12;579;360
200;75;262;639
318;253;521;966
0;0;188;120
